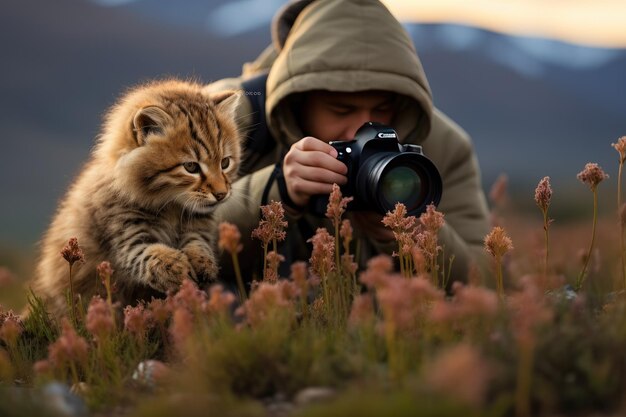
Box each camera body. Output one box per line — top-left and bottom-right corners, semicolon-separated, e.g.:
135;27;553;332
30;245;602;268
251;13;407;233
310;122;442;217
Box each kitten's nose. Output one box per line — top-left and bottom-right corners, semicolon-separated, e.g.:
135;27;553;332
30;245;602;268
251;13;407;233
214;192;227;201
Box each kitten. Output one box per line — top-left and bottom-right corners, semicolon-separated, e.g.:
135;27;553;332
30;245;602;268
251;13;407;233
32;79;241;317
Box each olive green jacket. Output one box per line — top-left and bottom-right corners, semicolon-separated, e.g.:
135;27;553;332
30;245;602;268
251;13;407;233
209;0;490;285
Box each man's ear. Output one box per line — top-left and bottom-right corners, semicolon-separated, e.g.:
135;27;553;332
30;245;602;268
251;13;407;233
211;90;242;119
132;106;171;145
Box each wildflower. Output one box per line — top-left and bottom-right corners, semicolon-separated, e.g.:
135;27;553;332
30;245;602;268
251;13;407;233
33;359;51;376
218;222;243;254
170;279;207;314
425;344;492;408
147;298;170;327
577;163;608;191
420;204;445;233
219;221;246;301
48;319;89;369
239;281;295;327
341;253;358;276
85;296;115;341
612;136;626;163
484;226;513;299
326;183;353;228
576;163;607;290
0;312;23;346
308;227;335;278
359;255;395;290
534;177;552;212
348;294;375;328
96;261;113;282
0;267;16;287
124;304;149;340
484;226;514;259
377;275;443;334
290;261;309;293
252;201;288;247
169;307;194;352
489;173;508;207
264;250;285;283
535;177;553;279
205;284;236;315
61;237;84;267
382;202;417;232
340;218;353;244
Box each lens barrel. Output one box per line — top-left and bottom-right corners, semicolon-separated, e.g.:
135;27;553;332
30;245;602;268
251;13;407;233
357;152;442;216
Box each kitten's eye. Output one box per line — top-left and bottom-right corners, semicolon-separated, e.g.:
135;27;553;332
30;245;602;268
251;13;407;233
221;157;230;170
183;162;200;174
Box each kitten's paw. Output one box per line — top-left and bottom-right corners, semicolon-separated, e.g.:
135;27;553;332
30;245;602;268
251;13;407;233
183;243;218;283
143;245;196;293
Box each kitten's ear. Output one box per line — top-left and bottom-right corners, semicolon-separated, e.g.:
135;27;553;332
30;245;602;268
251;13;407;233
211;90;242;119
132;106;172;145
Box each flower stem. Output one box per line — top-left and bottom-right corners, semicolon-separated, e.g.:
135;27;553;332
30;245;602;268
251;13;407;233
576;188;598;291
618;161;626;288
231;252;247;302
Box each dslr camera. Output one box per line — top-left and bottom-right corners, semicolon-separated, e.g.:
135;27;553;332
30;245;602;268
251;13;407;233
311;122;442;217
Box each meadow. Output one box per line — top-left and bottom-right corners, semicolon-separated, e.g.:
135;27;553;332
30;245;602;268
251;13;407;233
1;138;626;417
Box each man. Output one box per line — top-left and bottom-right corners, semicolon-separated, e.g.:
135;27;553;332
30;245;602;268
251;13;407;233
208;0;490;285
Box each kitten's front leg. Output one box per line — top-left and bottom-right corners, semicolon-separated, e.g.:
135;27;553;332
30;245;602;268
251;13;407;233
180;232;218;283
133;243;197;293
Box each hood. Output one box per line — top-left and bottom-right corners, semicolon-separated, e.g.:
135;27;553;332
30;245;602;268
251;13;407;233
266;0;433;147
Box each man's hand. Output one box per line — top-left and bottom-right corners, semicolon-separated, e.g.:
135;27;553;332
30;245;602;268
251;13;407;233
283;137;348;208
351;211;395;243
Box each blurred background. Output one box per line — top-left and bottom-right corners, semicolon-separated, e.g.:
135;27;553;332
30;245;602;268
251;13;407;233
1;0;625;285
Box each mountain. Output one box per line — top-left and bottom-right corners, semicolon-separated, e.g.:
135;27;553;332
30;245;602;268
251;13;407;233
1;0;625;247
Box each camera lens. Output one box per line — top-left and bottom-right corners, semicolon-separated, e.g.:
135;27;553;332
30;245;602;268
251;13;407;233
358;152;442;216
380;166;422;209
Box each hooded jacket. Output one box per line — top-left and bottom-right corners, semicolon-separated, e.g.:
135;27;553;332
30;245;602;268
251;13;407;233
209;0;490;285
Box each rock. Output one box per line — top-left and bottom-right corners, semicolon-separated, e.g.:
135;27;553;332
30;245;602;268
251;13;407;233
132;360;170;389
294;387;336;406
42;381;89;417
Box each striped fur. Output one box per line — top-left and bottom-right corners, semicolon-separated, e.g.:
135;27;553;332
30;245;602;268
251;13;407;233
32;80;242;317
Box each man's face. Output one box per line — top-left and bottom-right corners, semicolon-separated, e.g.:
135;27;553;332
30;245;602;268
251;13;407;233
300;90;396;142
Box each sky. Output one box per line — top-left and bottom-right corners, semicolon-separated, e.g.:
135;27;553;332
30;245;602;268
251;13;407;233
382;0;626;48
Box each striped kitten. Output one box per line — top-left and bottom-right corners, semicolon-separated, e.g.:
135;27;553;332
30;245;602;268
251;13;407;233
32;80;241;317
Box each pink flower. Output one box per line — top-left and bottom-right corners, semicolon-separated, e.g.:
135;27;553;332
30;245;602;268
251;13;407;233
577;162;608;191
326;183;353;228
169;308;194;352
308;227;335;278
534;176;552;212
382;203;417;233
425;344;492;407
218;222;243;254
48;319;89;368
239;281;295;327
612;136;626;164
419;204;445;234
124;304;150;340
61;237;84;266
252;201;288;246
348;294;375;328
204;284;236;315
484;226;514;259
85;296;115;341
359;255;395;290
0;312;23;346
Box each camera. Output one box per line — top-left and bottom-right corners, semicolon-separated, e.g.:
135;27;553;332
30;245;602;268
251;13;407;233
310;122;442;217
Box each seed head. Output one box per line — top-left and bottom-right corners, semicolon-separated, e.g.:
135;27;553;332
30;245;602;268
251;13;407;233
534;176;552;212
420;204;445;234
326;183;353;227
85;296;115;341
124;304;150;340
61;237;84;266
218;222;243;254
484;226;514;259
382;203;417;232
612;136;626;164
48;319;89;368
252;201;288;246
308;227;335;278
577;163;608;190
